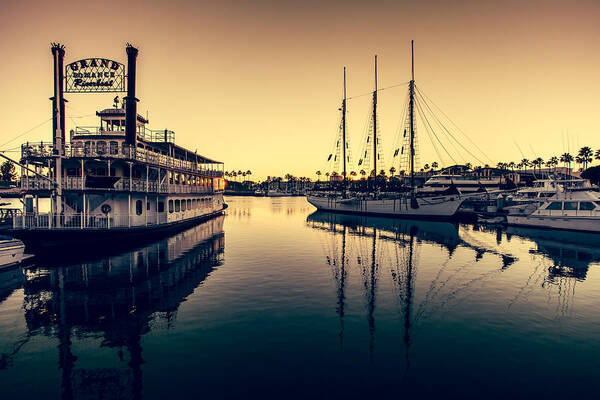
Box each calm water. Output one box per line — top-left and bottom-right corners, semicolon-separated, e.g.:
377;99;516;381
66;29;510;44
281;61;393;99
1;196;600;399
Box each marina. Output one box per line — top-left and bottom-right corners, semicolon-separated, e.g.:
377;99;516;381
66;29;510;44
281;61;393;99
2;197;600;398
1;1;600;398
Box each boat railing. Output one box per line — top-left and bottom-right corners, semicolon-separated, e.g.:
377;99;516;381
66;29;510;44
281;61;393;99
74;126;176;143
14;212;171;230
20;176;220;194
22;142;224;178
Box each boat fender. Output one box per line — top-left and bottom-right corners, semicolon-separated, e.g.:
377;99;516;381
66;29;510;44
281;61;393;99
101;204;111;214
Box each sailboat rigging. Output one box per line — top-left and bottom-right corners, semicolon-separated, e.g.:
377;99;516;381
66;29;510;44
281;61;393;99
308;41;471;218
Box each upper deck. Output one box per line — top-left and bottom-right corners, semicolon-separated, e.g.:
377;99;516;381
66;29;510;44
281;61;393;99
21;106;224;178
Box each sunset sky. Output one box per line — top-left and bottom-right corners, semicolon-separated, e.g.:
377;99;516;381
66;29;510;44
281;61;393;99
1;0;599;180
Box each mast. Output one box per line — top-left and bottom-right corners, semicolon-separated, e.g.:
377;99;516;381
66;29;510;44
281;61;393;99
373;55;378;179
342;67;347;182
409;40;415;192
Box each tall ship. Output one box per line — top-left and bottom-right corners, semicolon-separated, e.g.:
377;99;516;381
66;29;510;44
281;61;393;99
307;41;467;218
9;43;225;250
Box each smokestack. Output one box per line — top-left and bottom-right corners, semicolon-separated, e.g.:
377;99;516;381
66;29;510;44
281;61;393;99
51;43;65;148
125;43;139;147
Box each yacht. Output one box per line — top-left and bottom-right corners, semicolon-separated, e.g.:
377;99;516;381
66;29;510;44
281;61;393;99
507;178;595;204
420;174;503;194
506;190;600;233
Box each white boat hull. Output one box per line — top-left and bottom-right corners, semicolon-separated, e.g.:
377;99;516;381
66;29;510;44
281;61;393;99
506;215;600;233
0;239;26;269
306;194;464;218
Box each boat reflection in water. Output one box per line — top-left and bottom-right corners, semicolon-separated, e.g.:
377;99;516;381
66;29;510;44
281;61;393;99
305;210;600;381
14;216;224;399
505;225;600;280
306;211;518;371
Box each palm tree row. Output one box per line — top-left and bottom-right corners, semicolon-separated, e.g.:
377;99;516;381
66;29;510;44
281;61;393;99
224;170;252;182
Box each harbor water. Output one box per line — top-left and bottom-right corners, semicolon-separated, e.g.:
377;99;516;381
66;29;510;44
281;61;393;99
1;196;600;398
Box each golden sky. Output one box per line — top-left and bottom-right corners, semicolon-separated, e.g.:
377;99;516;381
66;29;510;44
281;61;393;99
1;0;599;180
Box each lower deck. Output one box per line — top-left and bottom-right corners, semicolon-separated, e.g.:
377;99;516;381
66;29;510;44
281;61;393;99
14;192;225;230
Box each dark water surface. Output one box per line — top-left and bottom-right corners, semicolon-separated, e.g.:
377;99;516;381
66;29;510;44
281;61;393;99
1;197;600;399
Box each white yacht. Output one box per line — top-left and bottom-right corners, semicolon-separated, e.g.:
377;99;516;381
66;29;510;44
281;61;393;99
506;190;600;233
420;174;503;194
507;178;595;204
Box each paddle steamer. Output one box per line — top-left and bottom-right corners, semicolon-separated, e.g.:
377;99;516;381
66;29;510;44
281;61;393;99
10;43;225;250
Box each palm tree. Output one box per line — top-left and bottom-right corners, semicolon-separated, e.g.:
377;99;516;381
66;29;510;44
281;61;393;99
465;162;472;171
423;164;430;172
595;149;600;163
578;146;593;170
431;161;438;171
389;166;396;176
508;161;515;171
520;159;530;171
531;157;544;176
315;170;322;182
360;170;366;180
560;152;574;175
246;170;252;180
350;171;357;180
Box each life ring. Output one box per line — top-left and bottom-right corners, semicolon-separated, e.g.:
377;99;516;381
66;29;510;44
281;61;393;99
101;204;111;214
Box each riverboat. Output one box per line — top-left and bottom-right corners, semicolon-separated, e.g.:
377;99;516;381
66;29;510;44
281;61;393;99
8;43;225;251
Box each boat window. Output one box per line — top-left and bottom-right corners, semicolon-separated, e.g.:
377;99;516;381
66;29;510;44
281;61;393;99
187;199;191;209
136;200;143;215
158;202;165;213
175;200;180;212
168;200;173;213
192;199;196;209
564;202;578;211
147;201;150;211
181;200;186;211
109;141;119;155
97;141;107;155
546;202;562;210
579;202;595;211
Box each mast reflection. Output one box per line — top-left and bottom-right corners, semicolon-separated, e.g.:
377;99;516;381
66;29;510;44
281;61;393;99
20;216;225;400
307;211;522;370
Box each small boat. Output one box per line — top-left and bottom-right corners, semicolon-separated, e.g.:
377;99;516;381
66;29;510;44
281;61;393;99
0;235;31;270
506;190;600;233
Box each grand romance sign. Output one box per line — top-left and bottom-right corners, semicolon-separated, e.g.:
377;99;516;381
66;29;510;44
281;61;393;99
65;58;125;93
